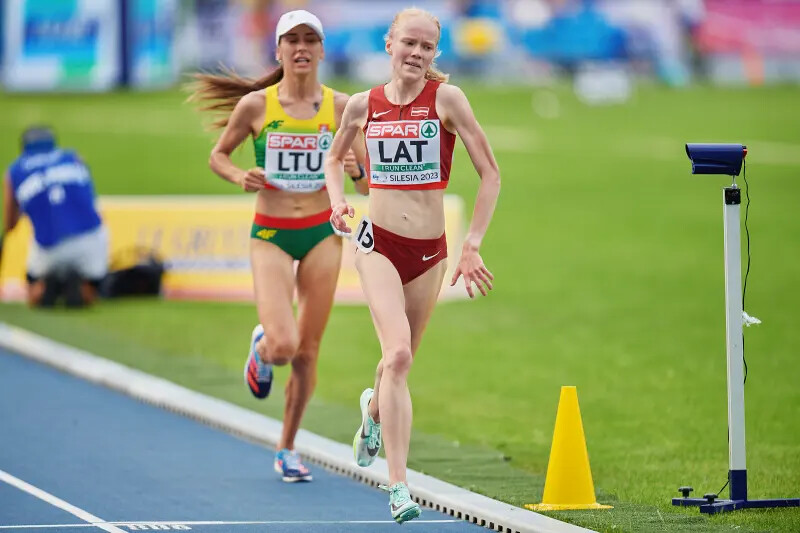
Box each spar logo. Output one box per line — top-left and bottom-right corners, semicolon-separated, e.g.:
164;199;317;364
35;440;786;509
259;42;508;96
267;133;332;151
318;133;332;150
367;122;420;138
368;120;439;165
266;133;328;172
421;121;438;138
268;134;318;150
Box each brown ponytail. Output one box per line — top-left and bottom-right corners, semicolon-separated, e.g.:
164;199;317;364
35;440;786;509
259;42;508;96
186;65;284;130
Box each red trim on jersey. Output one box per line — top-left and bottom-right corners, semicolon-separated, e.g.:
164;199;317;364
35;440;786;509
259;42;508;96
253;208;332;229
364;80;456;191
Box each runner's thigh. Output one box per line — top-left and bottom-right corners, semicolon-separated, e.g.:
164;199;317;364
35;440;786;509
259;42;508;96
403;260;447;355
296;234;342;346
251;239;297;342
355;251;410;351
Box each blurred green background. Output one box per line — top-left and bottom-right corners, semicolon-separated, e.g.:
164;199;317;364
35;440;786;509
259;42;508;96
1;82;799;532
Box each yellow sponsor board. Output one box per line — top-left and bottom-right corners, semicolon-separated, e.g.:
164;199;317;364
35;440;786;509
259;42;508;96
0;195;466;303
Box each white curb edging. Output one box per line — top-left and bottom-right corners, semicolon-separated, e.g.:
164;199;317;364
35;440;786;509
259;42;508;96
0;322;594;533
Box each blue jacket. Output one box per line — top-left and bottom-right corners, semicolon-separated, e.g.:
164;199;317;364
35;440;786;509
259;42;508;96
8;147;102;248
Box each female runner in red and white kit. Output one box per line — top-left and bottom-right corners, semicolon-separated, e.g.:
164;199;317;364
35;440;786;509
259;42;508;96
323;7;500;523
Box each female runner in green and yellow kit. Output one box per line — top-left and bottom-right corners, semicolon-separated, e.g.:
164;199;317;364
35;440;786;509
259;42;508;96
190;9;367;483
249;82;343;260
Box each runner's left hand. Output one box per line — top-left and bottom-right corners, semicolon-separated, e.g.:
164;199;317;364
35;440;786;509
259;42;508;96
450;245;494;298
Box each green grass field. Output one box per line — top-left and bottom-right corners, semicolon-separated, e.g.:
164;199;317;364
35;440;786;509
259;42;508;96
1;82;799;533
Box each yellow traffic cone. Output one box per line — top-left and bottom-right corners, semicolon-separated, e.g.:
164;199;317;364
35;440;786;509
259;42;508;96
526;386;612;511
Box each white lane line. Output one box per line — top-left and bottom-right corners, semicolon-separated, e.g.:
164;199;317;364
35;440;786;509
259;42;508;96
0;469;126;533
0;519;461;529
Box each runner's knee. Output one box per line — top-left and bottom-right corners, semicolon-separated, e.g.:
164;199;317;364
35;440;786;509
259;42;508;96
292;344;320;373
264;333;298;366
383;345;413;376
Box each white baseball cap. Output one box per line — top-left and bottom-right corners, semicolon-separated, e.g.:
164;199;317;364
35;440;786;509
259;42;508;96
275;10;325;46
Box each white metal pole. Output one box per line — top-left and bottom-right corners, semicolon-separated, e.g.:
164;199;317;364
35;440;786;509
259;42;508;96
723;185;747;498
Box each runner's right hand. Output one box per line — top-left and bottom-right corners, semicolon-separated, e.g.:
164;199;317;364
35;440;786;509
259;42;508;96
330;202;355;234
238;168;266;192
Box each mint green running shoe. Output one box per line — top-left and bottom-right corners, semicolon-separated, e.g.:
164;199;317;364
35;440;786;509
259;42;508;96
353;388;381;467
382;482;421;524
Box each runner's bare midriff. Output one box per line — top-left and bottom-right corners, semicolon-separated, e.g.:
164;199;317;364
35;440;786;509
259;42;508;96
255;187;331;218
369;188;445;239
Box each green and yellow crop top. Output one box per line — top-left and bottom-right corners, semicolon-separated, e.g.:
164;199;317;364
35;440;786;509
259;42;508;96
252;84;336;193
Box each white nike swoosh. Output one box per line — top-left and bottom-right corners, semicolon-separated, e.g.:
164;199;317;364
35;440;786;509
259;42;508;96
422;251;440;262
372;110;392;118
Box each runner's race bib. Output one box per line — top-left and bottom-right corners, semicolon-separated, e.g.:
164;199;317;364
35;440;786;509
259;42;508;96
264;132;333;192
354;215;374;253
366;120;441;186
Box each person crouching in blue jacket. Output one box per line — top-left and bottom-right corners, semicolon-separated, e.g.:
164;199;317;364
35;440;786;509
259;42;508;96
3;126;108;307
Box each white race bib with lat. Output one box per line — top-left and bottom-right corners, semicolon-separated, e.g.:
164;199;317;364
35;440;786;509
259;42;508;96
264;131;333;193
366;120;441;186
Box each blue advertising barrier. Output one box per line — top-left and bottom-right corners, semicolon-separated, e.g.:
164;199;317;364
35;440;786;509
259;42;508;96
125;0;178;89
2;0;121;91
1;0;177;92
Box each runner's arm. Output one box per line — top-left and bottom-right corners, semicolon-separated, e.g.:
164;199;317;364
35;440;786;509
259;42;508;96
325;91;369;232
439;85;500;298
334;91;369;195
438;84;500;251
347;129;369;196
209;92;265;192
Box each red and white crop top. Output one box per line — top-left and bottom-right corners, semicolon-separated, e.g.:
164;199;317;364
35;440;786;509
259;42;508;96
364;80;457;190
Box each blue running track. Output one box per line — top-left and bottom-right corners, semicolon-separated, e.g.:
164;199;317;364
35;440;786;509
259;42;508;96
0;349;485;532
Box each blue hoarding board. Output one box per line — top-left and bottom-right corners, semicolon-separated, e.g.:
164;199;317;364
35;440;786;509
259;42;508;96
2;0;121;91
127;0;178;88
